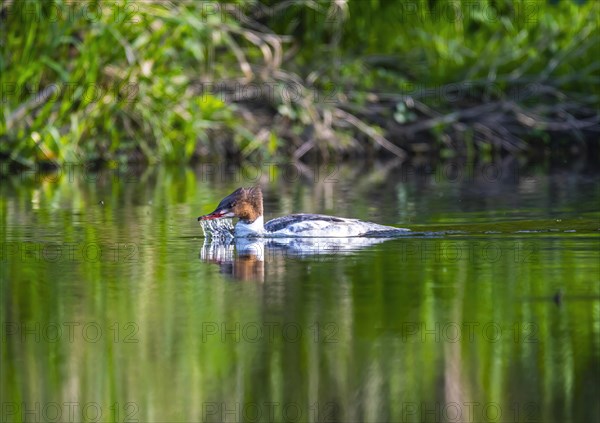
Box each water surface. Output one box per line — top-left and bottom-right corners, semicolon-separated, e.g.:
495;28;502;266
1;161;599;423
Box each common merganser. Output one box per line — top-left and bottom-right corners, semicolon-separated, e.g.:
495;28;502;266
198;187;409;238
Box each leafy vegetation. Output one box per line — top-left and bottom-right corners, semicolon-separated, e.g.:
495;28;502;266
1;0;598;166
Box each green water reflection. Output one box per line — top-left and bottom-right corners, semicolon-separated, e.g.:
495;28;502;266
1;161;599;423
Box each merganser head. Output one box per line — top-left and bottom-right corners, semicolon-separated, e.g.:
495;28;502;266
198;187;263;223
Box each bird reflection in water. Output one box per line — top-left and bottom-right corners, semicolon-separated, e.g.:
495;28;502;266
199;236;396;282
199;238;265;282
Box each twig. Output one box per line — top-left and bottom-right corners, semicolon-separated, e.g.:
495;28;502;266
333;108;407;159
221;32;253;82
5;85;58;130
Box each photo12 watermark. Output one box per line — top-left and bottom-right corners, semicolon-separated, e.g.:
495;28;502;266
195;1;540;26
202;401;339;423
0;242;140;263
252;240;538;264
400;401;540;423
2;322;140;344
198;81;340;105
2;82;140;105
5;1;142;24
397;161;538;184
381;321;539;344
192;161;539;186
389;1;539;24
0;161;141;184
200;321;338;344
197;240;539;266
1;402;139;423
201;400;539;422
397;81;541;104
195;162;339;184
393;241;538;264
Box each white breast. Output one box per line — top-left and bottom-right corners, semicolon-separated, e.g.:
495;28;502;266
234;216;265;238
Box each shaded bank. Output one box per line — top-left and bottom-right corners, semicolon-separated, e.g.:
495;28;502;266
1;0;599;166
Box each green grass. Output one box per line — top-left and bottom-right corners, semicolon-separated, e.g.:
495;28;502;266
1;0;598;166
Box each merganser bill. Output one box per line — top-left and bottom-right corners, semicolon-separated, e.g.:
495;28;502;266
198;187;409;238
